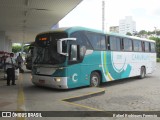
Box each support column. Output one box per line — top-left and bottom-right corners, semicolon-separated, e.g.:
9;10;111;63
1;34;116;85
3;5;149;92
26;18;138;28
8;40;12;52
0;31;5;51
5;37;12;52
0;31;12;52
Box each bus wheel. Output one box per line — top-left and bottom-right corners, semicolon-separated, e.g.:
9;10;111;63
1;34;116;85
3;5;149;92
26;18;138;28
139;67;146;79
90;72;101;87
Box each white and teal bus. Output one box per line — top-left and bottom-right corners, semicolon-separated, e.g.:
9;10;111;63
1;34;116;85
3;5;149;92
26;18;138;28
32;27;156;89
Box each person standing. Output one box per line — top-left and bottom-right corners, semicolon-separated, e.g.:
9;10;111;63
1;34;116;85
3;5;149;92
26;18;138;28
16;53;24;73
5;53;16;86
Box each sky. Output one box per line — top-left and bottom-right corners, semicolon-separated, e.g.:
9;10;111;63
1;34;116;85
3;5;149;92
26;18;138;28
59;0;160;32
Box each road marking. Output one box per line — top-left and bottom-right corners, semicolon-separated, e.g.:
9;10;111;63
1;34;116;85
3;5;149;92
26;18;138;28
17;74;26;120
61;88;105;111
61;100;103;111
62;88;105;101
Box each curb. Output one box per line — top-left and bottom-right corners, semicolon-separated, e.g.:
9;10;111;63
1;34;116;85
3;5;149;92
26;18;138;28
62;88;105;102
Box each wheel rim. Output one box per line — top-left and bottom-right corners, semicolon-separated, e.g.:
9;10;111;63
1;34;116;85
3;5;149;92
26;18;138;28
91;76;99;87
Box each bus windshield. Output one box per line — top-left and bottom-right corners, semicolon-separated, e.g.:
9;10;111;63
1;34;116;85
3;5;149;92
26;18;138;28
33;32;67;65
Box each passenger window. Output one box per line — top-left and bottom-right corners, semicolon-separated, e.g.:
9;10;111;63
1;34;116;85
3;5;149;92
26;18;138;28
133;40;142;52
150;43;156;52
100;36;106;50
109;36;121;51
123;38;132;51
145;42;150;52
85;32;106;50
71;32;92;49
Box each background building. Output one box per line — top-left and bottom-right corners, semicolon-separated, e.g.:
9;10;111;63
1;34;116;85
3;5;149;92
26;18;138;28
119;16;136;35
109;26;119;33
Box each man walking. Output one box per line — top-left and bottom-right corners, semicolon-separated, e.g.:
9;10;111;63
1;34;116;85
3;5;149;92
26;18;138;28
5;53;16;86
16;53;24;73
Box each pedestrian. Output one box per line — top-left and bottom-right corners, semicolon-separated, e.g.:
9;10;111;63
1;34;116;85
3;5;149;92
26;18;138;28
16;53;24;73
5;53;16;86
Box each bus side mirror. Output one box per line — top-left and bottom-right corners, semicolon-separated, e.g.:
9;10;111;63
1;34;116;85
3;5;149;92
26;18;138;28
57;38;77;56
57;40;68;56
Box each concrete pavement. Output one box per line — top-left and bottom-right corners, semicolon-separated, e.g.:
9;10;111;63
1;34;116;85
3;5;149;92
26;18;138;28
1;63;160;120
0;68;105;113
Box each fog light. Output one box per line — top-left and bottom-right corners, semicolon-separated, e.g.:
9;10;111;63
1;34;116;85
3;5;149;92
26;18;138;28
55;78;61;82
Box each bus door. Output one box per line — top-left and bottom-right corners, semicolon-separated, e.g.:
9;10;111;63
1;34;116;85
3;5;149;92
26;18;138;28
67;42;87;88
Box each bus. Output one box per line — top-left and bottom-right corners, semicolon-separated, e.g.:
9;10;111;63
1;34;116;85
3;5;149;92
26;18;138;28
24;42;34;70
31;27;156;89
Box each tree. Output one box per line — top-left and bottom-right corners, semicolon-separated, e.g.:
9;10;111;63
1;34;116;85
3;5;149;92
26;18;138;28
156;30;160;35
149;36;160;58
138;30;147;35
147;31;154;35
12;45;22;53
126;32;132;36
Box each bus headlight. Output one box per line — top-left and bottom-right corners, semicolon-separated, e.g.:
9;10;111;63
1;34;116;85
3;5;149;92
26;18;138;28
30;75;33;80
54;78;61;82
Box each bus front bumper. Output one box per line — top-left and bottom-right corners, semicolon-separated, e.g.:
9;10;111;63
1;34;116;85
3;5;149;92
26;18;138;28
32;75;68;89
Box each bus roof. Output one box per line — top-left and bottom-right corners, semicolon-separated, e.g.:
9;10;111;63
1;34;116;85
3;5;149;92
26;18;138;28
64;26;104;34
107;32;155;43
36;26;104;36
36;27;155;43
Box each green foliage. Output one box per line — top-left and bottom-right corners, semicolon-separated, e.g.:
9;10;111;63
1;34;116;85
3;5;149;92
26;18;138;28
137;30;160;36
126;32;132;36
147;31;154;35
149;37;160;58
12;45;22;53
149;36;160;41
138;30;148;35
23;46;30;53
157;58;160;62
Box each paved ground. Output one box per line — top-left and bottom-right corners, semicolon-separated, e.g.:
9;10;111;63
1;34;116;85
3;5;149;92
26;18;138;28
0;63;160;120
76;67;160;111
0;67;105;120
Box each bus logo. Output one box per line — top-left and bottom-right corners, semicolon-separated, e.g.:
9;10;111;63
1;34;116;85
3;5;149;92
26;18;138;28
72;73;78;82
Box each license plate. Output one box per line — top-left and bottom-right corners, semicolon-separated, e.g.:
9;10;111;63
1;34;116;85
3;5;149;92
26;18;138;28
39;80;45;84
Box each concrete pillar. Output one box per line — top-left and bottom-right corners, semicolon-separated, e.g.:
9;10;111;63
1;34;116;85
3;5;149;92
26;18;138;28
0;31;12;52
5;37;12;52
8;40;12;52
0;31;5;51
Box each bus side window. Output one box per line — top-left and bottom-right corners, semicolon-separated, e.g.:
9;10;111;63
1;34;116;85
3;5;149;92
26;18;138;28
100;35;106;50
109;36;121;51
133;40;142;52
123;38;132;51
85;32;106;50
71;31;92;50
150;42;156;52
145;42;149;52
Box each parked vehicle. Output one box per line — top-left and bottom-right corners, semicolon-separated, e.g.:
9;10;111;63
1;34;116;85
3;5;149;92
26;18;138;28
24;42;34;70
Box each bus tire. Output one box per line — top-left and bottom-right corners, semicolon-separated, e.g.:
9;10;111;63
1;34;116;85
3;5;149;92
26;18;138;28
139;67;146;79
90;72;101;87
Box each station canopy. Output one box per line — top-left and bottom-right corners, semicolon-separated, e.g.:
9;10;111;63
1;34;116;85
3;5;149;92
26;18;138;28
0;0;82;43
